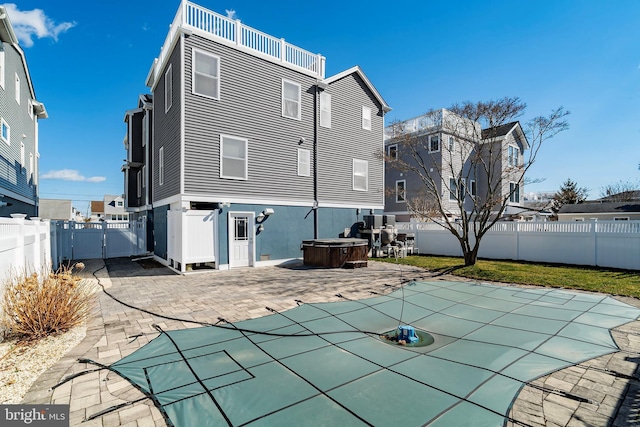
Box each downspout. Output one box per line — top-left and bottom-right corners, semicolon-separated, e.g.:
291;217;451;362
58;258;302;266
313;83;319;239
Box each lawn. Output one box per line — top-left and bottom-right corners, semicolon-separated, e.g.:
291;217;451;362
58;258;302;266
378;255;640;299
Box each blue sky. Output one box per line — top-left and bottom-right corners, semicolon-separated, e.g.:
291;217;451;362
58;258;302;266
7;0;640;212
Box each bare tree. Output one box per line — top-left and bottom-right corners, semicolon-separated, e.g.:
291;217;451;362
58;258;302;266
599;179;640;201
385;97;569;266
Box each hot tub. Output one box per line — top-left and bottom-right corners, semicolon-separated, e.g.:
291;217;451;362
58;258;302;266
301;238;369;268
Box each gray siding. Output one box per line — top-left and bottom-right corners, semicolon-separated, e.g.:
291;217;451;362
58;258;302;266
318;73;384;206
0;42;38;212
182;35;315;203
152;41;182;202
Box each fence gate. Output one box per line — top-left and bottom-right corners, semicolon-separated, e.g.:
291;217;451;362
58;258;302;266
52;220;147;266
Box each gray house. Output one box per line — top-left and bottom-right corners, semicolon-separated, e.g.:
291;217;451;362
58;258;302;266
384;110;527;222
123;1;390;271
0;7;47;217
557;202;640;221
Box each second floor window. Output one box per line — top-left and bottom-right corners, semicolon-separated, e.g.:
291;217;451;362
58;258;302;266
353;159;368;191
193;49;220;99
298;148;310;176
510;182;520;203
430;135;440;153
396;180;406;203
362;106;371;130
165;65;173;112
282;79;301;120
1;118;9;145
508;145;519;167
470;179;477;198
320;92;331;128
387;144;397;160
220;135;248;180
448;136;455;151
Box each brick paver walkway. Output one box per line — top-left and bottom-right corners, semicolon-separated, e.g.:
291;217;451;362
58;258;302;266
22;258;640;426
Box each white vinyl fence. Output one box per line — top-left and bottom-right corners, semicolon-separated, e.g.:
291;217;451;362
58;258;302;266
397;220;640;270
0;215;51;288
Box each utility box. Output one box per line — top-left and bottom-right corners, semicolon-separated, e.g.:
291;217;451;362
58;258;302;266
363;214;383;229
383;215;396;226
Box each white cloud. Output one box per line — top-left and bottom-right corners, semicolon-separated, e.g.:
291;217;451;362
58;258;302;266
226;9;238;20
41;169;106;183
1;3;76;47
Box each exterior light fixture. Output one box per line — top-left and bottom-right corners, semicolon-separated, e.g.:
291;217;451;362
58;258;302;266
256;212;265;222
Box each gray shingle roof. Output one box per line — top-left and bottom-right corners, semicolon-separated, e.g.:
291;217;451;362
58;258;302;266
558;202;640;214
481;121;519;139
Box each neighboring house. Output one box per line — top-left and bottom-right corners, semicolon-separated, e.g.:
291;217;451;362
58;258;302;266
384;110;527;222
38;198;83;221
0;7;47;218
557;202;640;221
103;194;129;222
123;1;390;271
89;200;104;221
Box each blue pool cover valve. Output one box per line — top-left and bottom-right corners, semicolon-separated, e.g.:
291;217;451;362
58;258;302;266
398;325;419;343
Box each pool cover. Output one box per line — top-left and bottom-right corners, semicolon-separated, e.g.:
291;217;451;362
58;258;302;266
104;281;640;426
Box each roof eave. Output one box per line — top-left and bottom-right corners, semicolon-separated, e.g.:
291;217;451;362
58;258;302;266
323;65;391;113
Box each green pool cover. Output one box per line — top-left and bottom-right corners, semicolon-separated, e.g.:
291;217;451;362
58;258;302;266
106;281;640;426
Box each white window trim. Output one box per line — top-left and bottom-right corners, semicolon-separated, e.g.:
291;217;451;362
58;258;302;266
508;144;519;167
362;106;371;130
448;136;455;151
1;118;9;145
429;135;440;153
158;146;164;186
282;79;301;120
396;180;406;203
0;50;4;89
387;144;398;160
297;148;310;177
470;179;477;198
449;177;457;201
352;159;368;191
165;64;173;113
14;73;20;105
320;92;331;128
509;181;520;203
220;134;248;180
20;142;25;173
28;99;33;120
192;48;221;100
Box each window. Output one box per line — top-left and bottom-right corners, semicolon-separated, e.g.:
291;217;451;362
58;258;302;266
448;136;455;151
27;99;33;120
470;179;477;198
508;145;519;167
362;106;371;130
353;159;368;191
429;135;440;152
614;217;630;221
117;200;123;207
14;73;19;104
0;49;4;88
509;182;520;203
159;147;164;185
387;144;398;160
297;148;310;176
220;135;248;180
282;79;301;120
320;92;331;128
137;171;142;197
193;49;220;99
142;165;146;188
449;178;457;201
165;65;173;112
1;118;9;145
396;180;406;203
20;142;24;173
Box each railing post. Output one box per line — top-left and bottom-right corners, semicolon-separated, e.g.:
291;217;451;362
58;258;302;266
280;38;286;63
182;0;188;25
235;19;242;46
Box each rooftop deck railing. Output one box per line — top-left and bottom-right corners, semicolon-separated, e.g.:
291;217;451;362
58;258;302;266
154;1;325;83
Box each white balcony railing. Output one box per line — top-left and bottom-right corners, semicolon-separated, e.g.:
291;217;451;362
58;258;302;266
154;1;325;83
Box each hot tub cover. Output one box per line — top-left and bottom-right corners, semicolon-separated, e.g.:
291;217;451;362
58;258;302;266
106;281;640;426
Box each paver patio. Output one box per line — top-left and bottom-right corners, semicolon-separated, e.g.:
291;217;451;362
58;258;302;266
22;258;640;426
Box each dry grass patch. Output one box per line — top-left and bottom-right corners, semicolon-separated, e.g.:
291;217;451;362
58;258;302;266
1;263;96;340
